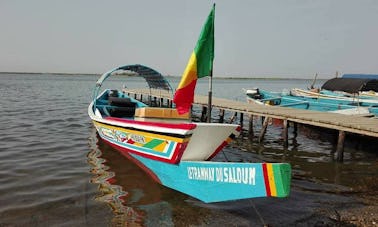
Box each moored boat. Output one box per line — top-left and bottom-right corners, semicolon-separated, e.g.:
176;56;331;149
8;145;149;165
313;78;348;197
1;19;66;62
289;77;378;116
89;65;291;203
245;88;372;115
291;76;378;102
89;5;291;203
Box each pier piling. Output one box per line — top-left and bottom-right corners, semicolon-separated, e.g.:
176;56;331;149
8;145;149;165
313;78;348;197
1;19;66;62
248;115;254;139
336;130;345;161
259;116;270;143
283;119;289;148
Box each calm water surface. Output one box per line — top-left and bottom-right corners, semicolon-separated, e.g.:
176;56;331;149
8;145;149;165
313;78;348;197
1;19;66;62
0;73;376;226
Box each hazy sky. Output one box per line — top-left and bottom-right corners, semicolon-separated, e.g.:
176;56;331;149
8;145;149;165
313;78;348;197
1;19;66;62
1;0;378;78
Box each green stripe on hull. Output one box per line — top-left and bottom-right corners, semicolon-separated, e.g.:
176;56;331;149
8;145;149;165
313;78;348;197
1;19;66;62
273;163;291;197
143;139;164;149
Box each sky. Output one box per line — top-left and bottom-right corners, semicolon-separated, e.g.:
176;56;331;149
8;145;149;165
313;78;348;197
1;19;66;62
1;0;378;78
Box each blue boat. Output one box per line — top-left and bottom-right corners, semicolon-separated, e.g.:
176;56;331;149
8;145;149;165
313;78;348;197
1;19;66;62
288;77;378;116
246;88;375;116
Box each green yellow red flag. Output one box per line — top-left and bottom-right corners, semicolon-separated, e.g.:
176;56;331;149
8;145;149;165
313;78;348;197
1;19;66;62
173;4;215;114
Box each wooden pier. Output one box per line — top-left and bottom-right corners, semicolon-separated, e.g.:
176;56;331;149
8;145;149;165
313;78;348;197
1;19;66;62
124;88;378;161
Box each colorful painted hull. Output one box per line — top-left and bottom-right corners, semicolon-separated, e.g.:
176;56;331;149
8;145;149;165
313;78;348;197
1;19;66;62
89;102;240;164
103;138;291;203
89;64;291;203
92;120;192;164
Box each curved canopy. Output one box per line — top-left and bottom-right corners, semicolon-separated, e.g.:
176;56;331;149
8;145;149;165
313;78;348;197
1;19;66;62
321;78;378;93
96;64;172;91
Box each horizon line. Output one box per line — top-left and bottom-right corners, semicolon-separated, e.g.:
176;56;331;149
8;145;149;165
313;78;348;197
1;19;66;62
0;71;331;80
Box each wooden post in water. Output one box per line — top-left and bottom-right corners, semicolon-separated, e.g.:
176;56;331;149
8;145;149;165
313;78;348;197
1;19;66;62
239;113;244;132
293;122;298;135
259;116;270;143
336;130;345;161
283;119;289;148
229;112;237;123
201;106;207;122
248;115;254;139
219;109;225;123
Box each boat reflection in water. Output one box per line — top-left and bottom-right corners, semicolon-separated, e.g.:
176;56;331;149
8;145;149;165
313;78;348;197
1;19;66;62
88;129;207;226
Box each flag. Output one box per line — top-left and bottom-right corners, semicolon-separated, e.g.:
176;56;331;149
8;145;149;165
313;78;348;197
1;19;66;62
173;4;215;114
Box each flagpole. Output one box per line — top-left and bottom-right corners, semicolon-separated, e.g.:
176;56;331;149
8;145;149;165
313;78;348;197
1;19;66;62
207;69;213;122
207;3;215;123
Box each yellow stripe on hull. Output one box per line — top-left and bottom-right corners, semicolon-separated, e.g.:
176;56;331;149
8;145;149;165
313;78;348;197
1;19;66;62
94;121;188;143
267;163;277;197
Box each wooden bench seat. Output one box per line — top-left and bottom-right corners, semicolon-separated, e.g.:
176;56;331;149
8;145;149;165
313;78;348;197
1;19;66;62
134;107;189;119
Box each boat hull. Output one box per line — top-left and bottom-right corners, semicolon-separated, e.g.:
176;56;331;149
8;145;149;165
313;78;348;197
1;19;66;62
102;138;291;203
89;90;241;163
93;120;192;164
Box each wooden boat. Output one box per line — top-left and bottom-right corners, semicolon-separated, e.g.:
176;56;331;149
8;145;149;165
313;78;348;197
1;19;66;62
290;88;378;104
89;66;291;203
245;88;372;115
289;77;378;116
88;5;291;203
341;74;378;98
291;76;378;101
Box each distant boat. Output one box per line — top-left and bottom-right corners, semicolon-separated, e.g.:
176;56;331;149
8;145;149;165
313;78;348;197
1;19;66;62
292;77;378;100
289;77;378;116
245;88;373;116
88;5;291;203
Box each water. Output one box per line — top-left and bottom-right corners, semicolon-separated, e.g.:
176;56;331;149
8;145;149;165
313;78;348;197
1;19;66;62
0;73;377;226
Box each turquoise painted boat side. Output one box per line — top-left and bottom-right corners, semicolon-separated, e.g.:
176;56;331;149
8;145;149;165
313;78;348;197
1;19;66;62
130;153;291;203
257;90;366;112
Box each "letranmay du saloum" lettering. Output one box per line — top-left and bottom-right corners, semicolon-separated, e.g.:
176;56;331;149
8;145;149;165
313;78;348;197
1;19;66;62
187;167;256;185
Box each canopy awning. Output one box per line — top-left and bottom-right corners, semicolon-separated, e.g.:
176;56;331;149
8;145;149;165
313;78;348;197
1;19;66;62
96;64;173;91
321;78;378;93
118;64;173;91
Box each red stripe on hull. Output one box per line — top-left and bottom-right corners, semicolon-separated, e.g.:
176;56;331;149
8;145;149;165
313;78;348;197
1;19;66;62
104;137;185;164
105;117;197;131
102;139;162;184
262;163;271;197
206;129;240;161
206;140;228;161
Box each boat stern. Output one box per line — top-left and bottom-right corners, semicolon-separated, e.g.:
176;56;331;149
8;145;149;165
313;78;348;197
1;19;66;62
263;163;291;198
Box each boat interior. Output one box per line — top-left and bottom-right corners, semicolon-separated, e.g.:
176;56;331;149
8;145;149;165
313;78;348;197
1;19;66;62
94;89;190;121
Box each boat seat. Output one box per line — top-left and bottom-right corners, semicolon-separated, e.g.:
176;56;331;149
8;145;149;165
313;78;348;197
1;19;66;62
135;107;189;119
108;96;136;107
106;106;136;118
104;96;136;118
